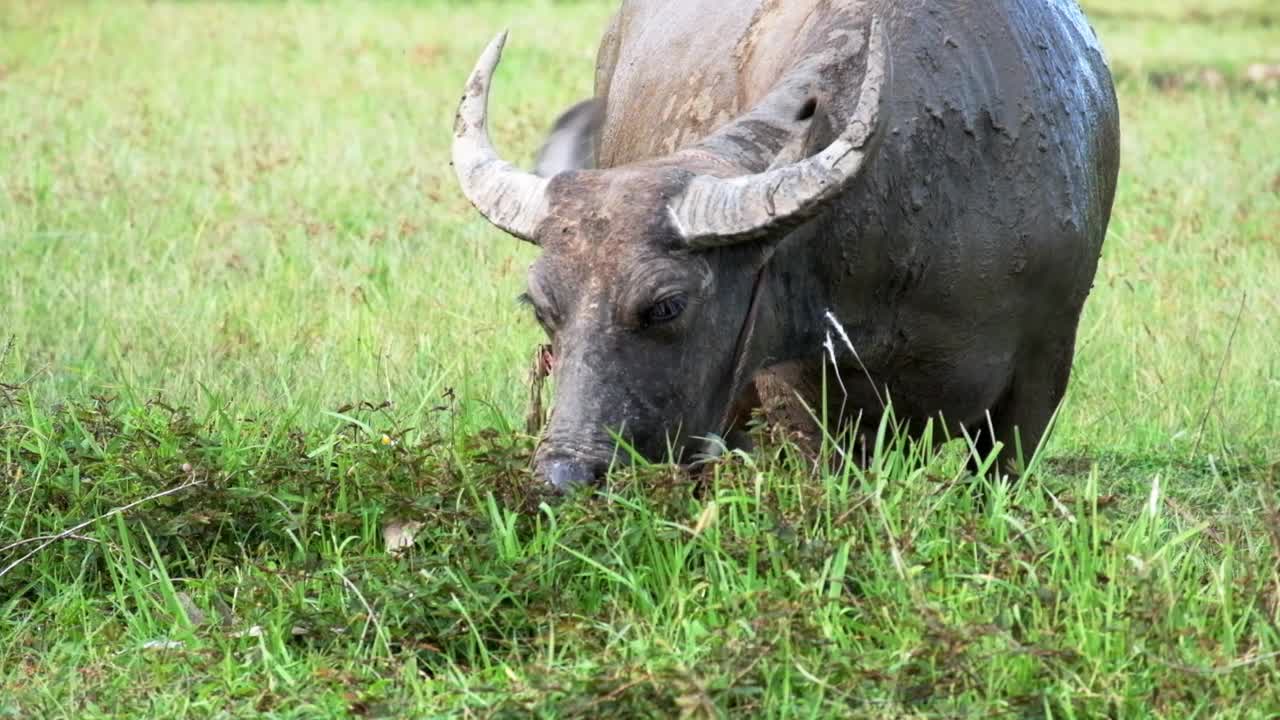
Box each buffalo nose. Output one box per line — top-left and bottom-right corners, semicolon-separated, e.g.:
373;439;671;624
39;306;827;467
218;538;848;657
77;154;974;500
541;459;604;493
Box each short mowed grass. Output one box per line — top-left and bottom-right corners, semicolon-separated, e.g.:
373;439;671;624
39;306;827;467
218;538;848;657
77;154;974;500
2;0;1278;716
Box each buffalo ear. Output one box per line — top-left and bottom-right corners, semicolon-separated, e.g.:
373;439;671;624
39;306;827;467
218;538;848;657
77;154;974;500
534;98;604;177
766;98;833;171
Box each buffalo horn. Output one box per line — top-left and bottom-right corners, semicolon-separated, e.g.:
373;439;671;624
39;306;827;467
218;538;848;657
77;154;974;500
668;19;891;248
452;32;550;243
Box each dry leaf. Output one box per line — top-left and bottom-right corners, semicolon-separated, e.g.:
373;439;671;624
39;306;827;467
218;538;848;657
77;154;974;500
693;501;719;537
140;639;184;651
383;519;423;555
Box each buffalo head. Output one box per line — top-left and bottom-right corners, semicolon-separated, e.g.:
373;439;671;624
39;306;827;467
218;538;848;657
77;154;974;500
451;27;889;491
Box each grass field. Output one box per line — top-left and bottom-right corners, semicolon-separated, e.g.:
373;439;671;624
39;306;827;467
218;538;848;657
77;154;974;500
2;0;1279;716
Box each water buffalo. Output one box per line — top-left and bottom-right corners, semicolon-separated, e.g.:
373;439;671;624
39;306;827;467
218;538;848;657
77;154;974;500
451;0;1120;491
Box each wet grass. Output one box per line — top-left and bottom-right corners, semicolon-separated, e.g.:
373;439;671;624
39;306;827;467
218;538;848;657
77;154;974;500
2;0;1279;717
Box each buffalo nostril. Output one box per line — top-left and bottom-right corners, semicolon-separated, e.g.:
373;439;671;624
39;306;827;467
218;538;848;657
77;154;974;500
541;459;604;493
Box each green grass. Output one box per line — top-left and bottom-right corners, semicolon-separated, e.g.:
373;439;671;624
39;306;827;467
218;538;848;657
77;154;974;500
2;0;1279;716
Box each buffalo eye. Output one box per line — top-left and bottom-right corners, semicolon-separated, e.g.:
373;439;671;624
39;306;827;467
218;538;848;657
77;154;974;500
518;293;554;331
643;294;688;327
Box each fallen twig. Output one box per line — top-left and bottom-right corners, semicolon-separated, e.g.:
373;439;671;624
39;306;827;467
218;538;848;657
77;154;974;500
0;532;104;555
0;477;204;582
1155;650;1280;677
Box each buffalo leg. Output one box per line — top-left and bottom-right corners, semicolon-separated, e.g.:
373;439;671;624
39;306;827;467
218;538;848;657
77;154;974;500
756;361;826;456
976;329;1079;478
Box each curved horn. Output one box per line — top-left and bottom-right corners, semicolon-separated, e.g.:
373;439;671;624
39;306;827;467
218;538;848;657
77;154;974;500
452;32;550;243
668;19;892;248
